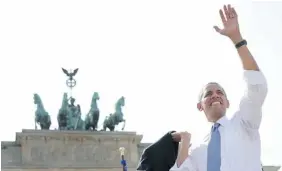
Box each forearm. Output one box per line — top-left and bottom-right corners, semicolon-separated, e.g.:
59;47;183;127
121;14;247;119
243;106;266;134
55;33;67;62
231;34;259;71
176;141;190;167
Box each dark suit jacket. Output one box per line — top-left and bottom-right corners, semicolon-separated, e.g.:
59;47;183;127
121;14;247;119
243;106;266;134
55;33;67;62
136;131;179;171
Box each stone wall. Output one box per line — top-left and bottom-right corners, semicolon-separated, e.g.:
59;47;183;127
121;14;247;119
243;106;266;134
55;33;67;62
2;130;149;171
1;141;22;168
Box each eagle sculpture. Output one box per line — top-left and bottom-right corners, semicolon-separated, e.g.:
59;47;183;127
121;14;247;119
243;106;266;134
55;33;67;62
62;68;79;80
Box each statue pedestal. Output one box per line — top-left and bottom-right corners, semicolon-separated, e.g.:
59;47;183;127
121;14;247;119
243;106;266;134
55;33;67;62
15;129;142;170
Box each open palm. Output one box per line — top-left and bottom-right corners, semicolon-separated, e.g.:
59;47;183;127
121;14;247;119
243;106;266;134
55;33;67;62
214;5;241;38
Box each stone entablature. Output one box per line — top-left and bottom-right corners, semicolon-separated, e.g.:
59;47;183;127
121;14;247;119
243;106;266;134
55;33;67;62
2;130;146;170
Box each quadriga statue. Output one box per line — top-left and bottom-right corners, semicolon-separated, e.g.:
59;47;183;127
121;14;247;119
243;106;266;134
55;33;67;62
85;92;100;131
57;93;71;130
102;96;126;131
33;93;51;130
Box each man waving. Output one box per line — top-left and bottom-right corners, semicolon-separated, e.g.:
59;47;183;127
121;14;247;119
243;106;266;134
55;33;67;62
170;4;268;171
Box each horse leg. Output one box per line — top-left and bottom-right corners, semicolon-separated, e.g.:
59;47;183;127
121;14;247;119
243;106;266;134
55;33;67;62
85;123;89;130
110;126;115;131
102;125;106;131
47;119;51;130
40;123;44;130
121;119;126;130
47;122;51;130
93;120;98;131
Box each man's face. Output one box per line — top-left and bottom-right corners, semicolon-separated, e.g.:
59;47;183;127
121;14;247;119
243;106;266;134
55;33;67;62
197;83;229;122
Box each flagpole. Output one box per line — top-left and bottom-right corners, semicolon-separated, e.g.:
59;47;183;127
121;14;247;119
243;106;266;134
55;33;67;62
119;147;127;171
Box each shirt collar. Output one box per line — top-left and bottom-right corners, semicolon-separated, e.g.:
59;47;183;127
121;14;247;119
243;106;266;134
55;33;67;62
216;115;228;127
203;116;228;143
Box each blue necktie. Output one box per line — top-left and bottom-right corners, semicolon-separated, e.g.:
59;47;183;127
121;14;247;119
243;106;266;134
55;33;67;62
207;123;221;171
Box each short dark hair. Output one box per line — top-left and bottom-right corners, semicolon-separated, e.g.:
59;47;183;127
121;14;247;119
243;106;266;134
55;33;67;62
198;82;227;102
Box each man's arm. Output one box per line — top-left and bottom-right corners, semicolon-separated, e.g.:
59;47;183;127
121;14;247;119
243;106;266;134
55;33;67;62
229;12;267;130
214;4;268;129
232;35;259;71
236;47;267;130
170;132;197;171
233;36;268;130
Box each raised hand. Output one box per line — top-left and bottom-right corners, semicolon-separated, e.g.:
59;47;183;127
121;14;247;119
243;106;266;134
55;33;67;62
172;131;191;145
214;4;242;43
172;132;181;142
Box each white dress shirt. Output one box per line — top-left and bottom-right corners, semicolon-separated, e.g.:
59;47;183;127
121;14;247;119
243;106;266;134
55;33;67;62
170;70;268;171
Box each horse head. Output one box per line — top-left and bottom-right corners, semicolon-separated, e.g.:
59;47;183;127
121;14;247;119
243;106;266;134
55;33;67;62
90;92;99;109
61;93;68;108
117;96;125;107
92;92;100;100
33;93;42;105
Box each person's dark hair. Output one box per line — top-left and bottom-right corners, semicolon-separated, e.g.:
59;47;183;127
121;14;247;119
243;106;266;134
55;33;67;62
198;82;227;102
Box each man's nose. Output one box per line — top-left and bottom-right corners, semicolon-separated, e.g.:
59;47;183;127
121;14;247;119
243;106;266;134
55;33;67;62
211;92;220;99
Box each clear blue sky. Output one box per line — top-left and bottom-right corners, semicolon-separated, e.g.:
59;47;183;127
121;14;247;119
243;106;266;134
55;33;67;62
0;0;281;166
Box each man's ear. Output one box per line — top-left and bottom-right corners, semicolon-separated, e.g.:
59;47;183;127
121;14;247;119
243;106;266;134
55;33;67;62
226;99;230;108
197;102;203;111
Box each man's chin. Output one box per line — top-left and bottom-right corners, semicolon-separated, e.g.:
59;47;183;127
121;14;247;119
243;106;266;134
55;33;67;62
209;107;225;116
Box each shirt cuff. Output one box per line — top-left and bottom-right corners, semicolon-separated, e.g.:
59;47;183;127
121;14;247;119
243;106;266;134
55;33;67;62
243;70;267;85
170;157;195;171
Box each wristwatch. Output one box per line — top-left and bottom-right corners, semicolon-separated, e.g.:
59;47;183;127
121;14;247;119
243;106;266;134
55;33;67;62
235;39;247;49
